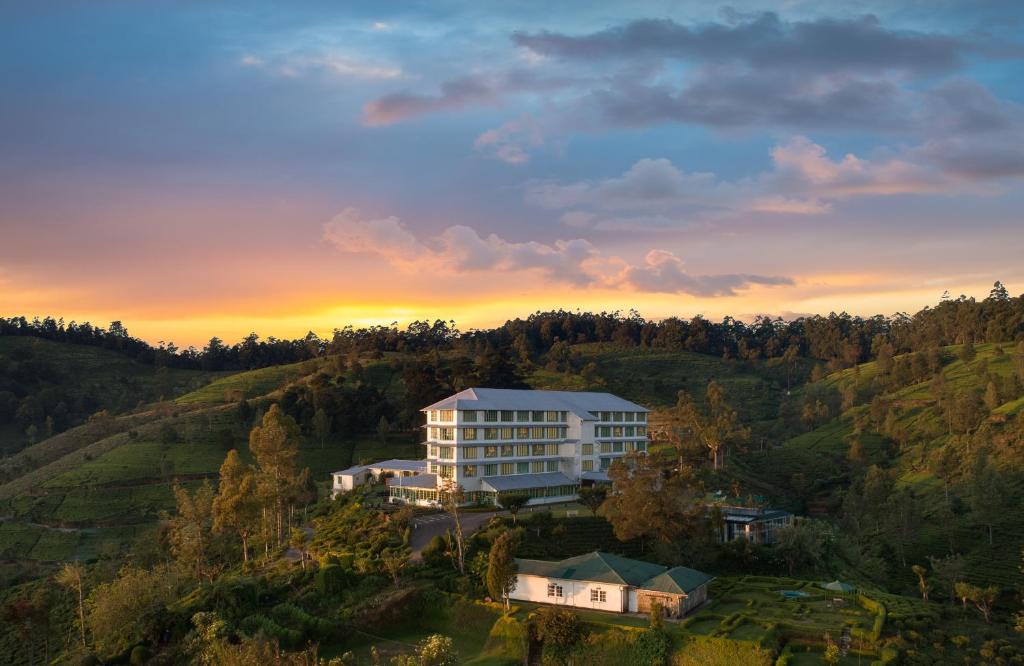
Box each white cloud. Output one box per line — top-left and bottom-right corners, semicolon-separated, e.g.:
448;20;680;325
474;115;548;165
322;208;790;296
241;51;402;80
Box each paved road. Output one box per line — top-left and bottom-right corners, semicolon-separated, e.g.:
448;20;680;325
410;511;505;558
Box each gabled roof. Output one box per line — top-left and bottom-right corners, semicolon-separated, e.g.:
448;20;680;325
515;551;666;587
514;551;713;594
422;388;648;419
642;566;715;595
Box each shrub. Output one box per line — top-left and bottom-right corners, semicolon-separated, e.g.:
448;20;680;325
634;629;671;666
317;563;346;597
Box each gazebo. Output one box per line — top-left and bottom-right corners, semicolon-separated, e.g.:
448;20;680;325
820;580;856;594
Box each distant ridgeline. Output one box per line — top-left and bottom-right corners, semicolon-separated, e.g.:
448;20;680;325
2;281;1022;372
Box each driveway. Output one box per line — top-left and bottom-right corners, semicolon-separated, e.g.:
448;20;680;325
410;510;505;558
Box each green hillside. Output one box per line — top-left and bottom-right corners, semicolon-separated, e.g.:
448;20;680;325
733;342;1024;589
0;336;222;455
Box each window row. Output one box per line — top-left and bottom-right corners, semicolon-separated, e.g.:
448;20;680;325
547;584;563;598
595;425;646;438
429;426;568;441
590;589;607;602
595;411;646;423
426;409;455;423
429;443;561;459
464;460;560;477
581;441;647;455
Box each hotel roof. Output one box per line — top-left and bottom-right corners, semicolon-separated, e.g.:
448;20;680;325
480;471;575;492
422;388;648;419
332;459;428;476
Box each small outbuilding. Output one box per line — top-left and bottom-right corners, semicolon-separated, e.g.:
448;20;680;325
510;551;713;617
330;459;428;498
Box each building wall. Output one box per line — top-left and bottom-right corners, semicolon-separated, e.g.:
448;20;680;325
510;574;627;613
680;584;708;614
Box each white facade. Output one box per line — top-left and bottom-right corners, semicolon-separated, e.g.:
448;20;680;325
510;574;628;613
389;388;650;506
331;459;427;498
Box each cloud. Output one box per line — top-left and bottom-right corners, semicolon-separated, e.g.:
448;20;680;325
525;133;1024;229
241;52;402;80
621;250;793;296
322;208;789;296
512;14;969;75
474;115;548;165
364;76;494;126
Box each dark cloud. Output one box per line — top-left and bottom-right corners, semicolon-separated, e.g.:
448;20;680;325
364;76;494;125
513;13;969;75
587;69;912;131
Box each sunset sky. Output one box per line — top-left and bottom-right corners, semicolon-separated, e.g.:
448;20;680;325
2;1;1023;348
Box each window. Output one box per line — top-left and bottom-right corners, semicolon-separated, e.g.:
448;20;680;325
439;427;454;441
590;589;606;603
501;427;514;439
428;445;438;458
485;410;499;422
638;412;647;422
532;461;546;473
516;444;530;456
545;443;558;456
484;446;498;458
501;410;514;421
463;428;478;440
516;410;530;422
428;410;437;423
624;412;634;422
439;410;454;422
545;410;559;422
636;441;647;452
613;411;623;421
613;441;624;453
546;460;559;472
531;427;544;438
484;464;498;476
545;426;560;439
517;462;529;474
600;442;612;454
625;426;635;437
560;411;568;421
582;460;594;472
637;426;646;437
463;446;478;459
612;426;623;437
501;445;514;457
500;463;515;475
439;446;453;459
531;410;545;422
517;427;531;439
430;462;438;474
463;410;478;422
598;426;611;437
600;411;611;422
463;465;477;477
581;443;593;455
439;465;454;478
547;584;563;598
532;443;546;456
600;458;611;471
484;428;499;440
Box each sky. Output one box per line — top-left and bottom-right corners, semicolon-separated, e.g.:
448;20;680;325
1;1;1023;348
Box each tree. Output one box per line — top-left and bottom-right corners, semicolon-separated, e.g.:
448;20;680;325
312;408;330;449
212;449;260;562
289;528;308;571
969;459;1005;545
534;607;587;665
775;519;830;575
380;546;410;586
664;383;749;469
486;531;518;610
911;564;931;602
377;415;390;444
928;554;966;604
86;563;185;658
956;582;998;623
603;452;702;546
577;485;608;517
439;479;467;574
249;404;302;547
959;340;976;363
166;481;215;580
412;634;458;666
56;561;88;649
497;492;530;523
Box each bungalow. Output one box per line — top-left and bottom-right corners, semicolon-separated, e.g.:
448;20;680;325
716;505;793;545
330;459;428;498
510;551;713;618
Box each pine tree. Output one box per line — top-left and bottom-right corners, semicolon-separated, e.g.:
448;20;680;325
212;450;260;562
486;531;518;610
249;405;301;547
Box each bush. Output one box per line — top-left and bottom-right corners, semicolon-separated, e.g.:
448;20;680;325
129;645;150;665
634;629;671;666
317;563;347;597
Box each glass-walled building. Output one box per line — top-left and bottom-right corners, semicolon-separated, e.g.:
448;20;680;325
386;388;650;506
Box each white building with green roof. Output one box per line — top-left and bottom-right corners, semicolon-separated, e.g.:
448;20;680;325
385;388;650;506
510;551;713;617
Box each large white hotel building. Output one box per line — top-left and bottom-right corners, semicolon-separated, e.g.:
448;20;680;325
379;388;650;506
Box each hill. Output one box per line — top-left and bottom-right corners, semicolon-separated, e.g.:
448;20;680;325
732;342;1024;590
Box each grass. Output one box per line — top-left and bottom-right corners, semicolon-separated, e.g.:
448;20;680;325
174;360;314;406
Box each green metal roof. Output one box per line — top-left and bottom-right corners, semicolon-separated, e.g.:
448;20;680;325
514;552;712;594
642;566;715;594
